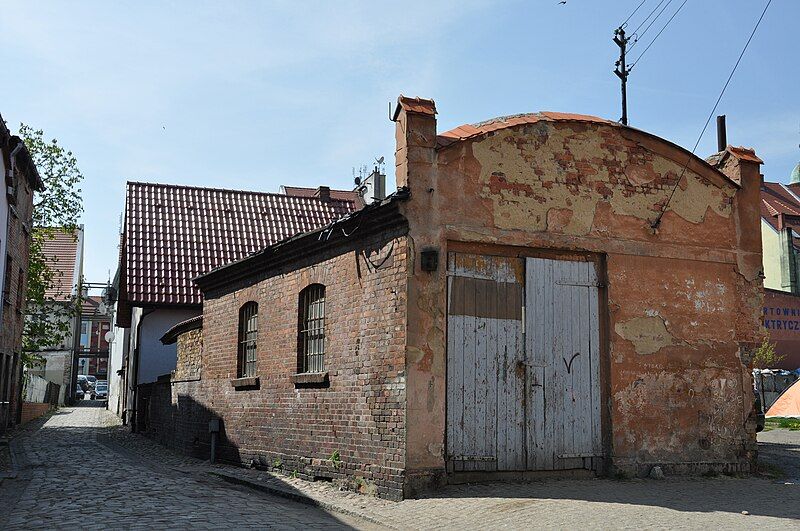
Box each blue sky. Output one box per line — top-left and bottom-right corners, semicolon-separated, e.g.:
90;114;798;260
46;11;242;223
0;0;796;282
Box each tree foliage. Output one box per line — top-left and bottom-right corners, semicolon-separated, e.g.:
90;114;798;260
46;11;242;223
19;124;84;363
752;338;784;370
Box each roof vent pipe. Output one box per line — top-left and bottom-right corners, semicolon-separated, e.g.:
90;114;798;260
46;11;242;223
716;115;727;153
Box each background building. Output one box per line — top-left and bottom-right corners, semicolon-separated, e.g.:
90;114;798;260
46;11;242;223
0;114;43;433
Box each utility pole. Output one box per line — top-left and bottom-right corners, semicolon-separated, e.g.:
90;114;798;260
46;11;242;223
613;26;631;125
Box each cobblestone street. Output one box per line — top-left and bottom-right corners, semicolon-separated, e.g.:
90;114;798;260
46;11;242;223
0;404;373;529
3;405;800;529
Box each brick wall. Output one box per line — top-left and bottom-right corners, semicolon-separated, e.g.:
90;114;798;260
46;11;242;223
20;402;50;425
142;227;409;499
174;329;202;381
1;161;35;431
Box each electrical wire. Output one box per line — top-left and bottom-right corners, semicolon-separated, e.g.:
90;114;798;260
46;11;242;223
630;0;674;49
630;0;689;68
631;0;667;37
621;0;648;28
650;0;773;229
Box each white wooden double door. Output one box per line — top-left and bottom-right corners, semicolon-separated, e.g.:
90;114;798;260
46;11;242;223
446;252;602;472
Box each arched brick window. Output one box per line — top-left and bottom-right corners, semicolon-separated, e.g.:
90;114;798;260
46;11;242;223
238;302;258;377
298;284;325;373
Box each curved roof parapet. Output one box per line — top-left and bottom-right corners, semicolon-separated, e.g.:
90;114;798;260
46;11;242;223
436;111;738;190
160;315;203;345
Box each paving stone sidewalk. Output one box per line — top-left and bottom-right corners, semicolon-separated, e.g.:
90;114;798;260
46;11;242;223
105;417;800;530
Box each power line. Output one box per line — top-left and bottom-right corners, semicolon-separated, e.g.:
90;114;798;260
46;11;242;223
631;0;667;37
621;0;648;28
630;0;689;68
650;0;773;229
630;0;674;50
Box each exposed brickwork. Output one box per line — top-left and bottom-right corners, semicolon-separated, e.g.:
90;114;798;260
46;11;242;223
20;402;51;425
174;329;202;381
141;228;409;499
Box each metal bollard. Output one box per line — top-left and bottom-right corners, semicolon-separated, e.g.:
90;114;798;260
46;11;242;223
209;419;220;464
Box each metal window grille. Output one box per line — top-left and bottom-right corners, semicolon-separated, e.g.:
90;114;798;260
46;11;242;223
299;285;325;373
238;302;258;378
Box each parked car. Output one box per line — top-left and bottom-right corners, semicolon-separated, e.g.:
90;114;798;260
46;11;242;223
77;375;90;391
86;375;97;389
92;382;108;400
75;386;85;400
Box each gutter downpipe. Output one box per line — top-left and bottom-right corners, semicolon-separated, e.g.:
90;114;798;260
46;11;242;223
130;308;154;433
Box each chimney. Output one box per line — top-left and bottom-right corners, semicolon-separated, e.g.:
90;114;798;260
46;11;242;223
711;145;764;281
716;115;727;153
315;186;331;202
393;95;437;192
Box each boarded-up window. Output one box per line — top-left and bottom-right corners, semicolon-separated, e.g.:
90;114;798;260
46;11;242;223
298;284;325;373
238;302;258;377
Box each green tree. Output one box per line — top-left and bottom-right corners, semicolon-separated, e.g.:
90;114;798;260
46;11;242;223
752;338;784;370
18;124;84;365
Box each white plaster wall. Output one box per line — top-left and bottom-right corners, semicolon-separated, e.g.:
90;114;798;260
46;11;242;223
762;219;783;291
137;308;201;384
107;318;129;417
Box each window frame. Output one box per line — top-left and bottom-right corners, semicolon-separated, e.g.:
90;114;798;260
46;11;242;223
298;284;326;373
2;255;11;306
237;302;258;378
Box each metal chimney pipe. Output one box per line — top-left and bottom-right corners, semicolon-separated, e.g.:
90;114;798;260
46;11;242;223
716;115;727;153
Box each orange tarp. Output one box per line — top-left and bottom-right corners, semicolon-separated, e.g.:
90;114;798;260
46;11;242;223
766;378;800;417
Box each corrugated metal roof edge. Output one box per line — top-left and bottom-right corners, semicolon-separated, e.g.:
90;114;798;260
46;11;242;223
195;188;411;293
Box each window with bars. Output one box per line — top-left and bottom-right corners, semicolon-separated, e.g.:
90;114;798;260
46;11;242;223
298;284;325;373
238;302;258;378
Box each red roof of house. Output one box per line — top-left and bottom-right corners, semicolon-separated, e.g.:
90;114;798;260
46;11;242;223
122;181;358;306
41;230;80;301
282;186;363;205
81;295;110;318
761;181;800;236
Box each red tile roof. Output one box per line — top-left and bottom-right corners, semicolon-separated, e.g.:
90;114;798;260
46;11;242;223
728;146;764;164
437;112;617;149
761;181;800;235
282;186;364;206
393;95;437;120
81;295;110;318
41;230;80;301
122;181;358;306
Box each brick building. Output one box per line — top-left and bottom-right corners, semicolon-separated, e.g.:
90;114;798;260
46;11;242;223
142;96;763;500
0;115;43;433
110;181;361;427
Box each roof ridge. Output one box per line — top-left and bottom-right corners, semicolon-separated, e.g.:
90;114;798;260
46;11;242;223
126;180;356;203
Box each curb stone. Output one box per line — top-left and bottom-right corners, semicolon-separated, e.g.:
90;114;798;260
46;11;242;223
209;471;394;529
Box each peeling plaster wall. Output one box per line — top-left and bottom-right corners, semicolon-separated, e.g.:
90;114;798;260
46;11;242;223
398;117;761;485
